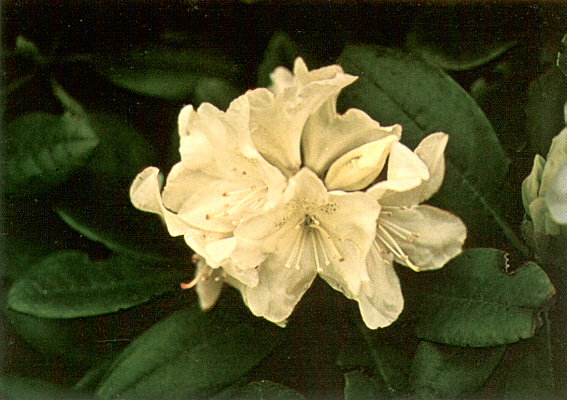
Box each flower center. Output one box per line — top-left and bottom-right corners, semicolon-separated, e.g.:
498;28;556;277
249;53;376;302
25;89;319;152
375;206;421;271
205;184;268;224
284;214;345;272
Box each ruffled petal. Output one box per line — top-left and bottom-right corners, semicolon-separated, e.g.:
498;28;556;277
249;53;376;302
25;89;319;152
161;101;287;233
302;97;402;178
247;58;358;177
379;205;467;271
129;167;191;237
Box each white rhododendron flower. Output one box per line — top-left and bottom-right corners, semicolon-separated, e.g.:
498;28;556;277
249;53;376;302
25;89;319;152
130;58;466;328
523;127;567;234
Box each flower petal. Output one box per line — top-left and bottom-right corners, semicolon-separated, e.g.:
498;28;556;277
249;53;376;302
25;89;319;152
129;167;191;236
241;228;318;324
529;197;561;235
546;159;567;224
357;247;403;329
302;99;402;178
247;59;358;177
315;190;381;296
381;205;467;271
367;134;448;207
162;101;287;233
324;134;399;191
412;132;448;202
522;154;546;214
540;127;567;196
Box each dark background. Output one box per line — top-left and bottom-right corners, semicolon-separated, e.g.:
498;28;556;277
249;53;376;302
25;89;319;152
2;1;566;399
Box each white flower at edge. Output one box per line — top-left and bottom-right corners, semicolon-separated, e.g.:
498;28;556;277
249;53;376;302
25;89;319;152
546;159;567;224
130;57;466;329
523;127;567;234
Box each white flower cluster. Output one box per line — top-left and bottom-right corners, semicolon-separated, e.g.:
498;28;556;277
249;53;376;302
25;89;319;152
130;58;467;329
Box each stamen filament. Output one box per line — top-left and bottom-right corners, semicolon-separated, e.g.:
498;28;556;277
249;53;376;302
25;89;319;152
377;226;421;272
317;232;332;266
207;186;267;220
380;218;417;242
312;233;322;272
309;222;345;262
284;229;303;269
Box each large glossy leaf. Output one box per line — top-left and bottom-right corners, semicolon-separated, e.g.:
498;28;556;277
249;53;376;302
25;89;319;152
6;251;188;318
409;341;506;399
90;43;242;101
95;294;283;400
337;45;517;250
415;248;555;347
3;107;99;197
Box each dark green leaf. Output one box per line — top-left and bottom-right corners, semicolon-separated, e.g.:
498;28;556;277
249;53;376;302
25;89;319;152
95;296;283;399
409;341;506;399
337;45;519;251
213;381;305;400
405;8;517;70
338;316;412;397
91;43;242;101
7;251;187;318
3;106;99;196
4;308;125;366
344;371;388;400
416;248;556;347
525;66;567;156
505;313;555;400
0;375;91;400
257;32;299;88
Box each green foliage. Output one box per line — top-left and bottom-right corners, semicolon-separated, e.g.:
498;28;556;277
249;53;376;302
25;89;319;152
337;45;517;250
405;7;517;71
2;102;99;197
90;43;242;103
95;294;283;399
344;372;388;400
257;32;299;88
525;65;567;156
416;249;555;347
504;314;555;400
0;376;91;400
6;251;187;318
213;380;306;400
409;341;506;399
